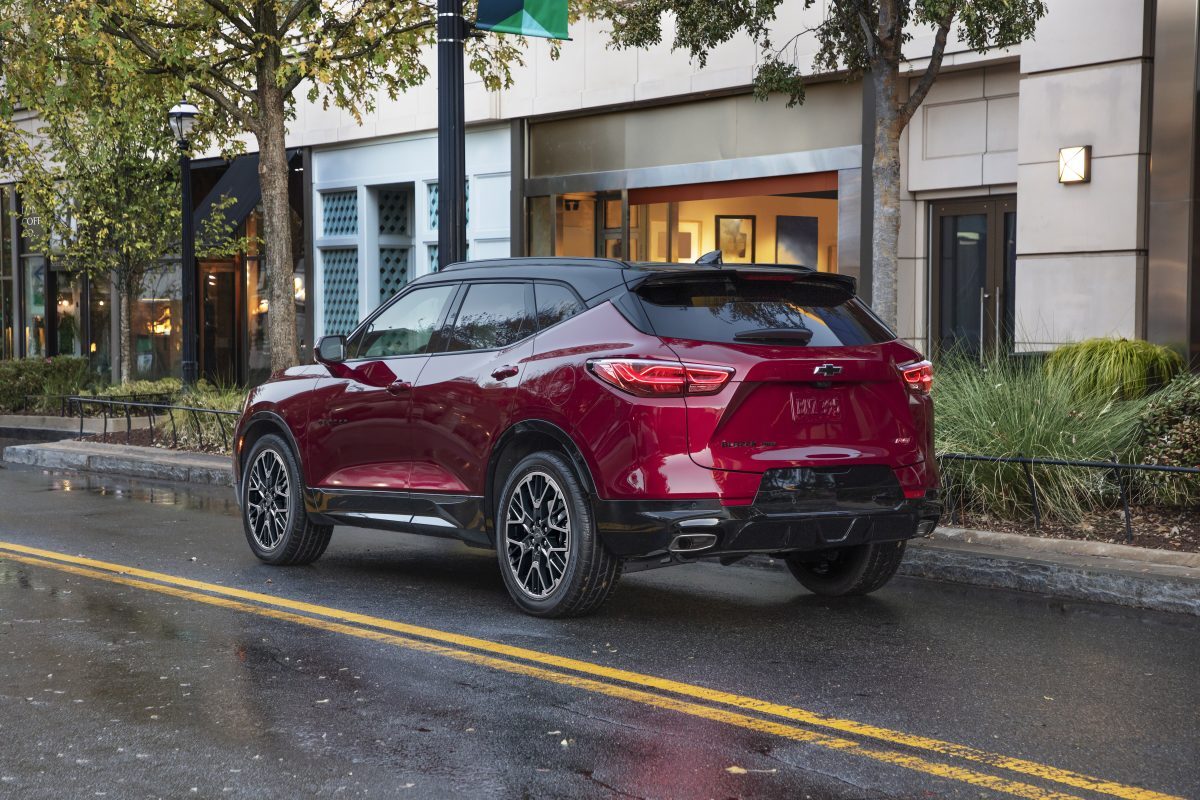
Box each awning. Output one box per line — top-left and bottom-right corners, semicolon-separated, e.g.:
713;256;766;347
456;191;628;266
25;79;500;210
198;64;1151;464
192;149;301;232
192;153;260;232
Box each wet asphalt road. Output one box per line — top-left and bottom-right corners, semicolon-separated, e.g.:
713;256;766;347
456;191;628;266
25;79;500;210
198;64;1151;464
0;463;1196;800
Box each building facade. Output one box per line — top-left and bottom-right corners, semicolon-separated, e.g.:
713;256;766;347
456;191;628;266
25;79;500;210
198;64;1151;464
2;0;1197;381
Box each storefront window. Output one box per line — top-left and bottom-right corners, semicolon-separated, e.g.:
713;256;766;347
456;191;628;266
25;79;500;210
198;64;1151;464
630;192;837;270
23;256;46;358
556;194;596;257
54;273;82;357
530;175;840;271
89;278;112;377
245;211;270;386
0;188;13;359
132;263;182;380
527;197;552;257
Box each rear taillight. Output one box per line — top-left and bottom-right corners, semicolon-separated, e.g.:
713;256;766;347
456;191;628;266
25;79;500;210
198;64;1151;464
588;358;734;397
900;360;933;394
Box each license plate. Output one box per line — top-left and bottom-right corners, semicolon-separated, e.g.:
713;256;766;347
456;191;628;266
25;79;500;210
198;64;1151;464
788;392;843;422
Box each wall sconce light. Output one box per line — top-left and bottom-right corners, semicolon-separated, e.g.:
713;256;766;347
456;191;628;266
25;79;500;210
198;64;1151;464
1058;146;1091;184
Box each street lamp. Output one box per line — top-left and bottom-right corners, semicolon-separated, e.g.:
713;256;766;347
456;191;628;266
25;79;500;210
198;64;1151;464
168;101;199;389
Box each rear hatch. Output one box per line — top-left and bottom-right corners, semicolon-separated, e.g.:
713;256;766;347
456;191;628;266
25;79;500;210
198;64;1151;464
632;268;927;474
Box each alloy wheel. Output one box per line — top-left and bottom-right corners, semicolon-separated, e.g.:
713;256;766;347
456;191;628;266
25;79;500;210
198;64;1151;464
246;449;291;551
504;470;571;599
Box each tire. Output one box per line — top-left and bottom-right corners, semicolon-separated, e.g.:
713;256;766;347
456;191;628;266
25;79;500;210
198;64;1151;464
785;540;907;597
495;451;621;618
240;434;332;566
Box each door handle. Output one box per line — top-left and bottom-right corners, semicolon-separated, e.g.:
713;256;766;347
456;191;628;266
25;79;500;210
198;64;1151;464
491;365;519;381
386;380;412;396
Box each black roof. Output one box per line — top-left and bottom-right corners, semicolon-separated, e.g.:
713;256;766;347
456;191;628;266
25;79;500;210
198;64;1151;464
420;256;854;300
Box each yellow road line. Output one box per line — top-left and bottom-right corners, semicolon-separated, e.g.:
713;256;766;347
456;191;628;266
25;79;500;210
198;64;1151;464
0;549;1084;800
0;540;1182;800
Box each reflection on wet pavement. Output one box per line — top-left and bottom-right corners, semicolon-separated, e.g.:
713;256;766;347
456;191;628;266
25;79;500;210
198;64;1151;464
39;471;239;517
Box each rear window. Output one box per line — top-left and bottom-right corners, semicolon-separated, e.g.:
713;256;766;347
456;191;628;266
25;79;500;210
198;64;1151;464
635;274;893;347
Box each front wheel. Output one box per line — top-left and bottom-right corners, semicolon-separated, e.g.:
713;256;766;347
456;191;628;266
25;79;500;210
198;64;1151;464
240;434;332;566
496;451;620;617
785;540;906;596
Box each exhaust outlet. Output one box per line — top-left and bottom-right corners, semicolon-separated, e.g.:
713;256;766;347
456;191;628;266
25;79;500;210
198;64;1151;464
669;533;718;553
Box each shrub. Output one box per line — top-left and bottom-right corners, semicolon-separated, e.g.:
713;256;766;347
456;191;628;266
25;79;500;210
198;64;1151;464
935;352;1146;523
1134;372;1200;506
1045;338;1183;400
0;356;95;413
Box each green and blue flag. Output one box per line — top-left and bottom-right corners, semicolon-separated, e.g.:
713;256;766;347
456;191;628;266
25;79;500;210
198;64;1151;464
476;0;569;40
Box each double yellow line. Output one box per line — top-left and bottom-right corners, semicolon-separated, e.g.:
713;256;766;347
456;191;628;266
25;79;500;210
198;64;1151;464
0;540;1180;800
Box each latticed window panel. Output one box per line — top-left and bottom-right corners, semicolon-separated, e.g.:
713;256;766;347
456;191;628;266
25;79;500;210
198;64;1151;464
322;248;359;336
428;244;439;273
322;191;358;237
427;181;469;231
379;247;410;300
378;189;411;236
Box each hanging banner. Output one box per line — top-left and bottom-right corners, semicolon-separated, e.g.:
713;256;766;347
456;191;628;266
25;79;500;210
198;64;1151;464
476;0;569;39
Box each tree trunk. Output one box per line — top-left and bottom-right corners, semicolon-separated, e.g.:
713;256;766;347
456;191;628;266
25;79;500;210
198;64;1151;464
118;284;133;384
870;65;903;331
255;80;299;374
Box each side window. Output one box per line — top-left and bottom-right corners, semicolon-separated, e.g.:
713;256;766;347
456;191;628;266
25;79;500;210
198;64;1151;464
350;284;457;359
534;282;585;331
446;283;532;352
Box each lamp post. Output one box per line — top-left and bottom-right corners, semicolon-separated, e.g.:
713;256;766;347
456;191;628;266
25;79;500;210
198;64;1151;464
437;0;467;268
168;101;199;388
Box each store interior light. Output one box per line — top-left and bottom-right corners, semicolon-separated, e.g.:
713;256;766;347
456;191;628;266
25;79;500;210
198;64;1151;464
1058;146;1091;184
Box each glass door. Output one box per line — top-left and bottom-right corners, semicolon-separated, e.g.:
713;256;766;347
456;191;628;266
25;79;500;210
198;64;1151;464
931;196;1016;358
199;259;240;385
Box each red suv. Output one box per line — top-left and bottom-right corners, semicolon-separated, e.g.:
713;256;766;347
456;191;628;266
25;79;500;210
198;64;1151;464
233;257;940;617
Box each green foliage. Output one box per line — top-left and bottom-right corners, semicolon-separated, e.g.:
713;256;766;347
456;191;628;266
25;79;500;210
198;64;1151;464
1044;338;1184;401
588;0;1047;108
0;357;96;413
84;378;183;400
934;352;1145;523
1134;373;1200;506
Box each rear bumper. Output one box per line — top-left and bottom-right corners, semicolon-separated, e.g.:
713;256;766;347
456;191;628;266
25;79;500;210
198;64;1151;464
592;492;942;561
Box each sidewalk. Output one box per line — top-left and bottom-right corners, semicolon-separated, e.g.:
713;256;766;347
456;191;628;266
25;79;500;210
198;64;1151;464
4;439;1198;615
3;439;231;486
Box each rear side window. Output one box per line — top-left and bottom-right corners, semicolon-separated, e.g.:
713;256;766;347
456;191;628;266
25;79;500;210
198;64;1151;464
534;282;585;331
446;282;533;352
635;274;893;347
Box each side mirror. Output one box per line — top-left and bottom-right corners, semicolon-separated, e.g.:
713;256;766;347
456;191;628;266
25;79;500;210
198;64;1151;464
315;335;347;365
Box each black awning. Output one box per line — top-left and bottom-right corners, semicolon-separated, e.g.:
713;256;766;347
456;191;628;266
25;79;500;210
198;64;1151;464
192;152;261;232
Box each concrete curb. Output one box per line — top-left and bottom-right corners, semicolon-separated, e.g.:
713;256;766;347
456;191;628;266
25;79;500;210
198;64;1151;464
3;439;1197;615
0;413;153;439
2;440;232;487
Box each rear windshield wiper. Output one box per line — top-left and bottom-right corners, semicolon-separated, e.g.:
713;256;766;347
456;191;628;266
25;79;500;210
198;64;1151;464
733;327;814;345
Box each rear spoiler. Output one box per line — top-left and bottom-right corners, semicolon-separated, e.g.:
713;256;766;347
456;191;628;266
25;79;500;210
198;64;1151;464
629;255;858;296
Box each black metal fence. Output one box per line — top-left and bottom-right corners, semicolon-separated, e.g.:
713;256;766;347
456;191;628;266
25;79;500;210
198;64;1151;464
47;396;1200;542
66;396;240;452
938;453;1200;542
22;392;178;417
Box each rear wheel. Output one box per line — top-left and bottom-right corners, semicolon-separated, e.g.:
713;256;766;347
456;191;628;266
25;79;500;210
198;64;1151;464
240;434;332;566
785;541;906;596
496;451;620;617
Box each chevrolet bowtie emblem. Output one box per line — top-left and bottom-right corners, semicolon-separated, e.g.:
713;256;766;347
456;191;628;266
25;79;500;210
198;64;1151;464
813;363;843;377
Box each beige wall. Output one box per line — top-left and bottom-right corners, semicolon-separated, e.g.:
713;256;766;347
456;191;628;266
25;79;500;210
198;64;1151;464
895;0;1153;354
1012;0;1151;350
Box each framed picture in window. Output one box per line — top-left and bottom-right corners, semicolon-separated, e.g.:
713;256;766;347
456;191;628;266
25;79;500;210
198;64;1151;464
675;219;702;262
715;215;756;263
775;215;819;268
